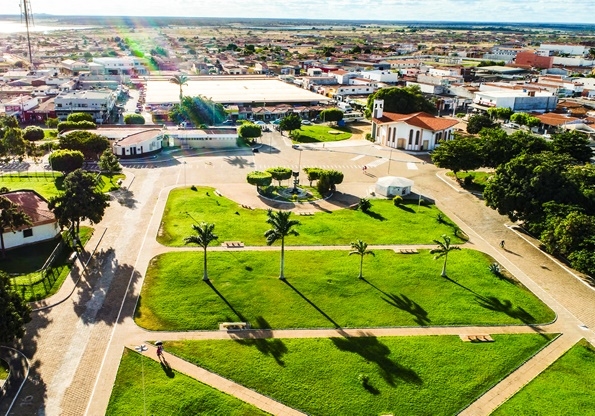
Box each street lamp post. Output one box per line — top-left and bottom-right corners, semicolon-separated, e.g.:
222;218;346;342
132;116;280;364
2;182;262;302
387;147;393;174
183;161;187;187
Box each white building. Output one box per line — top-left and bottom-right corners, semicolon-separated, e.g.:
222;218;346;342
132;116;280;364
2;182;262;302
375;176;414;197
54;90;118;122
473;90;558;113
169;128;238;150
370;100;458;151
112;128;164;158
540;44;587;56
360;70;399;83
91;57;148;75
1;191;59;250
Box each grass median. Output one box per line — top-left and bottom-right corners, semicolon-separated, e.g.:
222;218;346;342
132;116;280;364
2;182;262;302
135;249;554;331
158;187;463;246
164;334;555;416
106;348;269;416
493;339;595;416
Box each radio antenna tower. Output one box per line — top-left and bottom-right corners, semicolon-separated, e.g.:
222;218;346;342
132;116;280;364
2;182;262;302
20;0;35;69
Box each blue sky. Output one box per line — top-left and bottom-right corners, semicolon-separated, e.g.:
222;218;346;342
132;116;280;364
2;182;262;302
4;0;595;24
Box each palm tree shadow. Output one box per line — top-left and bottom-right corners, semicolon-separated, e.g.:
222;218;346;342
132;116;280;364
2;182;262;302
361;278;430;326
282;280;341;328
331;336;422;386
442;275;481;296
205;280;246;322
231;317;288;366
382;293;431;326
475;295;536;324
363;210;386;221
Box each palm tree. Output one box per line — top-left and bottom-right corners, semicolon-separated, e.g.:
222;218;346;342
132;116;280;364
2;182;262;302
264;210;300;280
349;240;375;279
169;74;188;101
430;234;461;277
184;222;218;282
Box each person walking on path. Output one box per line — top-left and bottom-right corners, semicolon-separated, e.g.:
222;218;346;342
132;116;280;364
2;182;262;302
500;240;505;249
156;345;163;359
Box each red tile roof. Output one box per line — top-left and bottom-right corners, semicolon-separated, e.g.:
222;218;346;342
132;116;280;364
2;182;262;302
373;112;459;131
534;113;579;126
2;190;56;230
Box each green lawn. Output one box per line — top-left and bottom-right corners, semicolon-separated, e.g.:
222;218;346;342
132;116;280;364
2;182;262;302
165;334;555;416
493;339;595;416
0;172;124;199
158;187;463;246
291;125;352;143
0;359;8;380
135;249;554;331
447;171;494;193
6;226;93;301
106;348;269;416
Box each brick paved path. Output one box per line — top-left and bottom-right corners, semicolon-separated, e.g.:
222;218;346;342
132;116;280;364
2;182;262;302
3;140;595;416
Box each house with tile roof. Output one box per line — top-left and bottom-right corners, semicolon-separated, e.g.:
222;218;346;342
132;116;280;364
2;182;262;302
370;100;458;151
1;190;59;250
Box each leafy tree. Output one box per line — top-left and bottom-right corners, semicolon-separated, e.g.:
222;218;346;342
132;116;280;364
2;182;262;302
264;210;300;280
67;112;94;123
466;114;496;134
510;130;550;155
487;107;513;121
279;113;302;136
430;234;461;277
478;128;520;168
325;169;344;191
0;115;19;129
484;152;581;226
246;171;272;191
0;271;31;342
59;131;110;160
319;108;343;123
551;131;593;164
266;167;293;186
1;127;26;158
238;123;262;141
98;149;122;177
0;196;32;257
48;149;84;174
22;126;44;142
169;96;226;126
431;136;482;177
349;240;375;279
123;114;145;125
48;169;110;239
57;120;97;133
303;167;323;186
45;118;59;128
169;74;188;101
366;85;436;116
510;112;540;128
184;222;219;282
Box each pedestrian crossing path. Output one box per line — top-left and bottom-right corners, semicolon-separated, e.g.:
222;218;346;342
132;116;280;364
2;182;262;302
407;162;418;170
366;158;388;168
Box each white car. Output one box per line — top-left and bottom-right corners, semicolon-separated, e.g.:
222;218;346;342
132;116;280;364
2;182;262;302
301;120;312;125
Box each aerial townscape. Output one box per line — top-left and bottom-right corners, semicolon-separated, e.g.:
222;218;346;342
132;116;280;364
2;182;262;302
1;0;595;415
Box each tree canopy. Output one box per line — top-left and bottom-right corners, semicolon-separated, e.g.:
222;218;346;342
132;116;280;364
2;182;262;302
246;171;273;189
169;96;227;126
551;130;593;164
58;131;110;160
67;112;95;123
366;85;436;116
466;114;497;134
238;123;262;140
98;149;122;176
266;167;293;186
49;149;84;174
124;114;146;125
48;169;110;238
279;113;302;135
430;136;483;176
0;271;31;342
319;108;344;123
22;126;44;142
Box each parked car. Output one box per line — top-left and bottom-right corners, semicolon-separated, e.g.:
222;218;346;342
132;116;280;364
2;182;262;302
302;120;312;125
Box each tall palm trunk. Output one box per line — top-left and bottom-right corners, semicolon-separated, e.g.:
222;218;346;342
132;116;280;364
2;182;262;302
0;232;5;258
441;253;448;277
203;247;209;282
359;256;364;279
279;237;285;280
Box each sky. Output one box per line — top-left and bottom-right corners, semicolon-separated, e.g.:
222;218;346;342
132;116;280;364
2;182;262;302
3;0;595;24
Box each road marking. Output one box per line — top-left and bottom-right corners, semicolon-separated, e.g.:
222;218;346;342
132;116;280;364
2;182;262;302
351;154;366;161
367;158;388;168
407;162;418;170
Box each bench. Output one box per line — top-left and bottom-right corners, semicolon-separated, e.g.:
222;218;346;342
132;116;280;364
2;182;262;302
398;249;419;254
460;334;494;342
219;322;250;331
214;190;222;197
241;204;254;210
223;241;245;248
298;212;314;216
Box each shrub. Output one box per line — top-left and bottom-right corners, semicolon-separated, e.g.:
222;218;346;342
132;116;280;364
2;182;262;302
67;112;94;123
365;133;373;142
357;198;372;212
393;195;403;206
463;175;473;187
190;185;197;191
57;120;97;133
489;262;502;276
124;114;146;125
23;126;44;141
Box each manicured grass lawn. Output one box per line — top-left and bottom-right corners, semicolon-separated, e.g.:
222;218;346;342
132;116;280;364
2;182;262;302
6;226;93;301
291;125;352;143
447;171;494;193
158;187;462;246
135;249;554;331
0;172;124;199
165;334;555;416
493;339;595;416
106;348;268;416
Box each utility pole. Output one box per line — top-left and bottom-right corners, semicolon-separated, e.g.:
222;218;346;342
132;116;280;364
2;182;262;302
21;0;35;69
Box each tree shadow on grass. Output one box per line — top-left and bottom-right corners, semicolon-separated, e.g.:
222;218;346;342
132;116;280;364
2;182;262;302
395;204;415;213
205;280;247;322
282;280;341;328
363;210;386;221
331;336;421;386
230;317;288;366
362;278;430;326
475;295;536;324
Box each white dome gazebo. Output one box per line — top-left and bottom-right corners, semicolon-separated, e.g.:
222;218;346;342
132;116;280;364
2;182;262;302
375;176;414;198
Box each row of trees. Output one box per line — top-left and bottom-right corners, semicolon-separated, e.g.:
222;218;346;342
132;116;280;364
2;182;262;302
246;167;344;196
432;127;595;276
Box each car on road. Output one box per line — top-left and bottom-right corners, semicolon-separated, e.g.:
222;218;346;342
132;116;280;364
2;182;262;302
252;148;259;153
292;144;300;149
301;120;312;125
